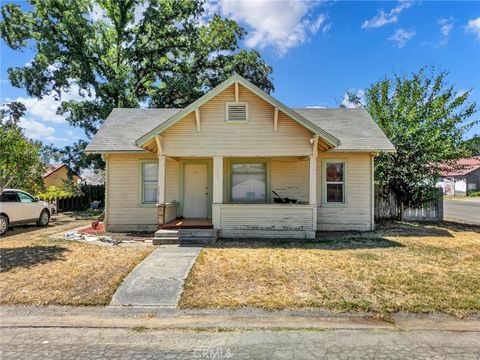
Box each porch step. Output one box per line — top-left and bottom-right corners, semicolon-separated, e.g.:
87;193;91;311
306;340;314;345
153;229;218;245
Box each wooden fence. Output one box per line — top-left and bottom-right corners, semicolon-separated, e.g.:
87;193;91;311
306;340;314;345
375;187;443;222
55;185;105;212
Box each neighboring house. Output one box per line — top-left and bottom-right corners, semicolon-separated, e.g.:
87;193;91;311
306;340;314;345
43;164;81;188
85;75;395;239
438;156;480;196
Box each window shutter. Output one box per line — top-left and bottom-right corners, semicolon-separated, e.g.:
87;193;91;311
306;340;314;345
227;103;248;121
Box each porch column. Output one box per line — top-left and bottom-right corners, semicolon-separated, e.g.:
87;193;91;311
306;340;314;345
157;155;166;204
213;156;223;204
212;156;223;230
309;155;317;205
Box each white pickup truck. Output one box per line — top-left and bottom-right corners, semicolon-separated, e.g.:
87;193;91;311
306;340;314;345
0;189;50;236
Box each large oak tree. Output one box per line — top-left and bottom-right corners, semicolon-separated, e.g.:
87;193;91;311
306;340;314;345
1;0;274;168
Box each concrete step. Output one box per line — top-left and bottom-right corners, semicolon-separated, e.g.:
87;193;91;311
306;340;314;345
178;229;218;238
154;229;179;238
152;237;180;245
179;237;216;245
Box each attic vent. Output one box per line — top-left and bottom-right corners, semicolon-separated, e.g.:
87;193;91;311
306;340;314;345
226;102;249;122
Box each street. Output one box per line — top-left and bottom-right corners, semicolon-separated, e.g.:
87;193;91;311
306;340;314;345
1;327;479;360
444;199;480;225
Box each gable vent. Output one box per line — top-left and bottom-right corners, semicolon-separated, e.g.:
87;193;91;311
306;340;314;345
226;102;248;121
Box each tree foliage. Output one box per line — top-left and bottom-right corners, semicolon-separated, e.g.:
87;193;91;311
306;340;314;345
346;67;477;207
0;124;45;193
1;0;274;170
462;135;480;157
37;186;74;201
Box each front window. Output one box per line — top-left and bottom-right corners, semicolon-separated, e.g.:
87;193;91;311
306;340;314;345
142;163;158;204
231;163;266;203
325;162;345;203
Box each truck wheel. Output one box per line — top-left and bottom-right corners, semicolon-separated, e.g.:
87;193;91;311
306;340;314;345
37;209;50;227
0;215;8;236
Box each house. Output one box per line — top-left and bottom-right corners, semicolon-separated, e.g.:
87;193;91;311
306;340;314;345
85;75;395;239
43;164;81;188
438;156;480;196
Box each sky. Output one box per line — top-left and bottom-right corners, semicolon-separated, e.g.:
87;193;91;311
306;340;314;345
1;0;479;148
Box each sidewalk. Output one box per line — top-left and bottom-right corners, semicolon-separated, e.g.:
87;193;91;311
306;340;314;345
110;245;202;306
1;306;479;332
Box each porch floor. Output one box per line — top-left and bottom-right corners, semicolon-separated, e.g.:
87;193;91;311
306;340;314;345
160;219;213;230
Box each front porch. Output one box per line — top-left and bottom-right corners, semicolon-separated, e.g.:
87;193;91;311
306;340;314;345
155;153;319;240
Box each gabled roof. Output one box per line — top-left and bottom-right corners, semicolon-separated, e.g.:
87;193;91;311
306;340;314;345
43;163;82;180
294;109;396;152
43;164;66;178
84;108;395;153
441;156;480;177
135;74;341;148
85;108;181;153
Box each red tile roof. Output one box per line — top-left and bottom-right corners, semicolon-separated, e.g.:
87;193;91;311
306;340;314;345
441;156;480;177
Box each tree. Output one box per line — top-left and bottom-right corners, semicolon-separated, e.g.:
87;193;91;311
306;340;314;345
345;67;477;209
462;135;480;157
0;125;45;193
1;0;274;169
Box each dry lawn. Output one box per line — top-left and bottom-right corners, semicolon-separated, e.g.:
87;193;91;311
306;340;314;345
180;222;480;315
0;213;153;305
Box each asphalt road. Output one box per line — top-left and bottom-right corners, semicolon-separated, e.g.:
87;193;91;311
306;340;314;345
1;327;479;360
444;199;480;225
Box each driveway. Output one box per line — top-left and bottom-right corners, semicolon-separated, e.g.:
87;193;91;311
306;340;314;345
444;198;480;225
110;245;202;306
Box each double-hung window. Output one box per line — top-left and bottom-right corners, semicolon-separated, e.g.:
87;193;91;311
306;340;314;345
142;162;158;204
324;161;346;204
231;162;267;203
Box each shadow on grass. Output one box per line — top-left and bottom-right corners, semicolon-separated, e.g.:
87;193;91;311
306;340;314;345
210;236;404;250
0;245;69;272
375;221;456;237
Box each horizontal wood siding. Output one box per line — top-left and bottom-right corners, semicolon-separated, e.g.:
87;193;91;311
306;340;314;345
317;152;373;231
107;154;157;231
271;157;309;202
218;204;314;230
161;84;314;157
107;154;178;231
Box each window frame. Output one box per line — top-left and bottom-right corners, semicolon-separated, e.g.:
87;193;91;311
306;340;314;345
225;102;249;123
228;159;271;204
322;159;347;207
138;160;159;207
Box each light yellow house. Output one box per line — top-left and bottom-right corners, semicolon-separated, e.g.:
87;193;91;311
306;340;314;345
43;164;81;189
85;75;395;239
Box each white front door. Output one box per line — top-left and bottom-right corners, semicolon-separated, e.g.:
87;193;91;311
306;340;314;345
183;163;208;218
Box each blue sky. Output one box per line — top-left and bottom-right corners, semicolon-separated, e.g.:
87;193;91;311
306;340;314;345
1;0;479;148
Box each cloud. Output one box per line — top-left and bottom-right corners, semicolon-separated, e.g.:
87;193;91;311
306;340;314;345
14;84;95;124
388;28;415;48
362;1;413;29
439;18;453;37
19;118;55;140
465;17;480;40
341;89;365;109
306;105;328;109
217;0;330;54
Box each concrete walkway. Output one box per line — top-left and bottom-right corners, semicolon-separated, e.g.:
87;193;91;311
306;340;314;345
110;245;202;306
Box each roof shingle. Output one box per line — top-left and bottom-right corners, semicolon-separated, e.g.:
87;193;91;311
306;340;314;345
85;107;395;153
